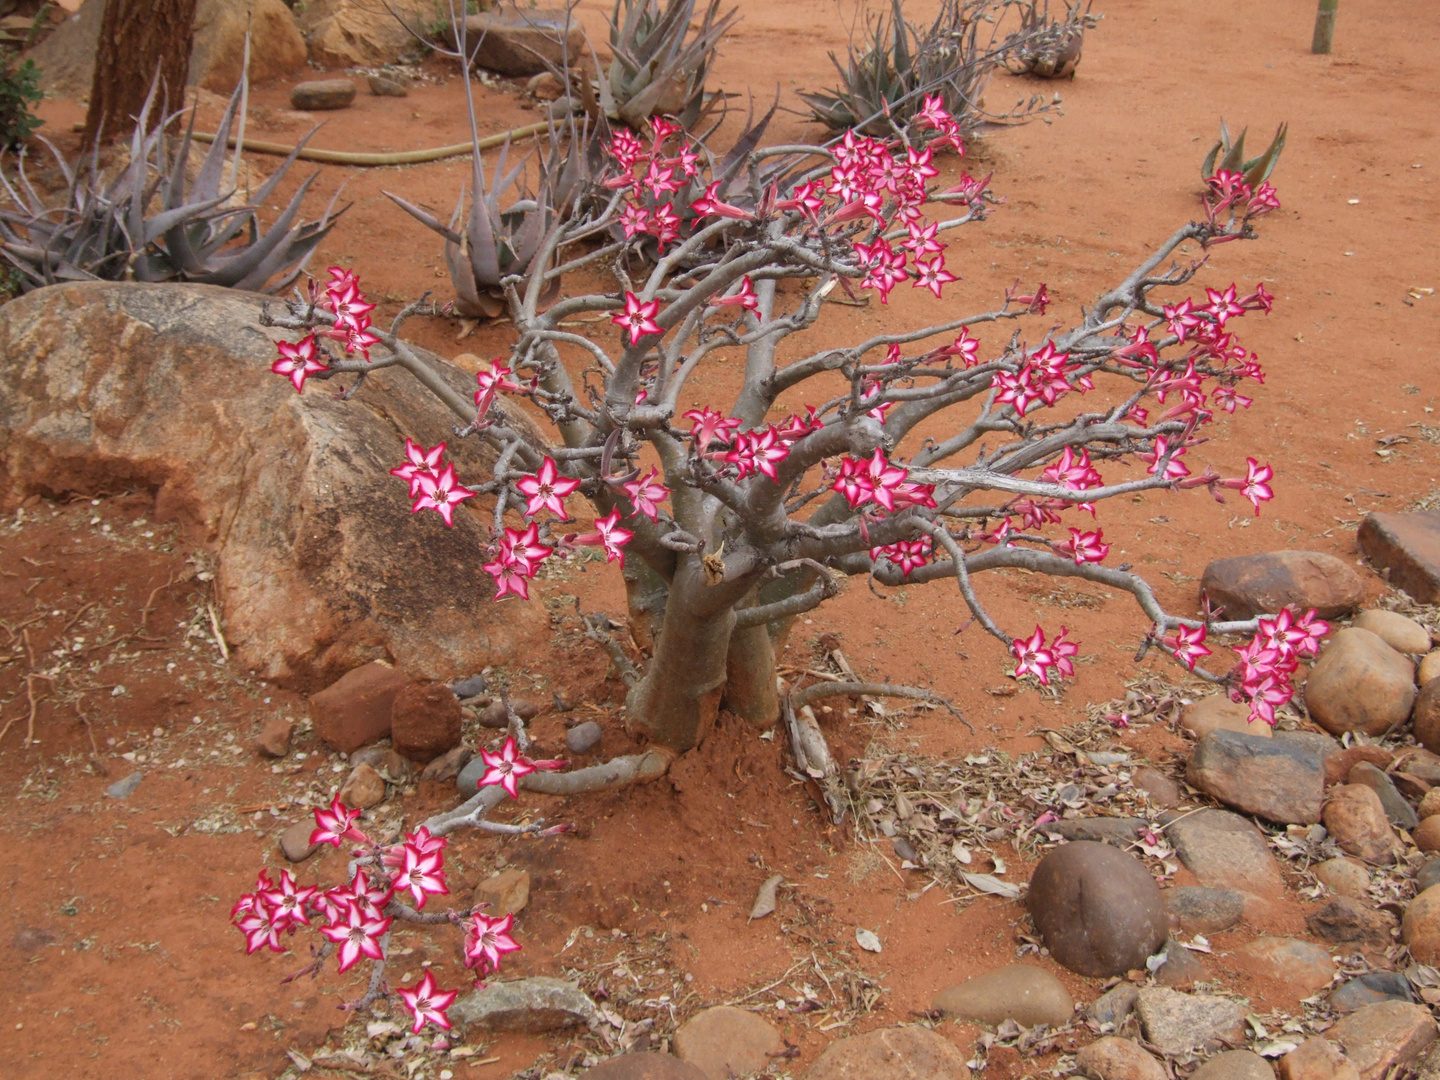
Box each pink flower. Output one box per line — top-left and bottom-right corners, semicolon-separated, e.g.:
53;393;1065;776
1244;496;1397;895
649;117;682;144
619;203;652;238
622;467;670;522
650;204;681;246
517;457;581;519
712;276;758;311
411;463;476;527
483;523;551;601
1162;298;1204;343
310;795;366;848
690;181;755;221
640;160;680;197
607;129;646;169
474;361;526;420
773;180;825;220
1164;624;1212;671
854;239;908;302
1006;281;1049;314
1140;436;1190;480
1205;284;1245;327
725;428;790;482
901;221;944;259
463;912;522;977
235;895;287;954
831;455;875;509
272;334;328;393
869;536;933;576
258;870;319;931
334;869;395;920
683;407;742;451
993;366;1043;417
393;846;448;909
935;327;981;367
390;439;447;497
325;276;376;332
912;255;956;298
477;735;567;797
1011;625;1059;685
862;450;908;512
319;902;392;973
397;971;458;1034
612;292;663;346
1058;527;1109;564
1240;457;1274;515
571;509;633;566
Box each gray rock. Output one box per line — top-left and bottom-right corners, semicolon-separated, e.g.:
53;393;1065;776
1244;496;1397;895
1135;988;1246;1055
1306;897;1397;946
1190;1050;1275;1080
565;720;603;754
1027;841;1168;978
290;78;356;110
451;674;487;699
1418;858;1440;893
457;754;486;795
1167;887;1245;935
1049;817;1147;847
279;820;321;862
1164;809;1284;900
1087;983;1139;1027
1273;730;1342;758
449;976;597;1032
932;964;1074;1028
1185;730;1325;825
1329;973;1414;1014
1348;762;1420;830
367;73;409;97
105;771;143;799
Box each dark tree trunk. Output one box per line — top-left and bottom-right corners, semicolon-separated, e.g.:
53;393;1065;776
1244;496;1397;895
82;0;198;152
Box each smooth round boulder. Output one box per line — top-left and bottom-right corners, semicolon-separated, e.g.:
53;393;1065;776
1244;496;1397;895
933;964;1074;1028
1414;681;1440;756
803;1026;970;1080
1191;1050;1275;1080
1027;841;1168;978
1404;887;1440;963
1420;651;1440;686
290;78;356;110
1314;857;1371;899
585;1054;708;1080
1180;695;1272;739
1076;1036;1166;1080
1304;628;1416;737
1355;610;1432;655
672;1006;783;1080
1324;784;1403;864
1415;817;1440;853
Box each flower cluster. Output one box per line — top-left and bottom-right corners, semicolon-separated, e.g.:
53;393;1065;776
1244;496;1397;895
390;439;476;527
1010;625;1079;686
270;268;381;392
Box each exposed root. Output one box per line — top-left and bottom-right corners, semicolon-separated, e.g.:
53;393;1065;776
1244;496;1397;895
781;696;848;825
788;680;973;732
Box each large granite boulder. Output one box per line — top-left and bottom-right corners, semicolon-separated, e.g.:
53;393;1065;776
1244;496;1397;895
0;281;547;689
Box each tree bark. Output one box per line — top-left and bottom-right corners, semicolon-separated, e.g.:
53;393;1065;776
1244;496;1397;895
82;0;198;152
722;621;779;724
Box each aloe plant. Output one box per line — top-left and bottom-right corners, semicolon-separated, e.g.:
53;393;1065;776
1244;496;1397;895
0;78;341;293
601;0;739;129
1201;120;1288;188
1006;1;1098;79
799;0;1054;141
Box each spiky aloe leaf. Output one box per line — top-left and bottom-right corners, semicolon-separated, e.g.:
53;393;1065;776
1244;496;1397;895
604;0;739;129
1201;119;1286;187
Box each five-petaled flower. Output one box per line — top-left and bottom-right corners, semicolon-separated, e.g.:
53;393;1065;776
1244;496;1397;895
390;439;447;497
1164;624;1212;671
517;457;581;519
477;735;567;798
463;912;522;978
411;463;476;527
397;971;458;1034
318;902;392;973
272;334;328;393
310;795;365;848
612;292;663;345
1010;625;1077;685
622;467;670;522
393;845;448;909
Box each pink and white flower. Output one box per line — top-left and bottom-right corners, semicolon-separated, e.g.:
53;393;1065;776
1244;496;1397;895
272;334;328;393
397;971;458;1034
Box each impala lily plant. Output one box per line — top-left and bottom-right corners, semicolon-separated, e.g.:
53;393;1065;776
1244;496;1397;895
260;92;1313;892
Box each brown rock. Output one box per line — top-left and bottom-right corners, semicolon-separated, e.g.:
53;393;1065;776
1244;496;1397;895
1153;939;1210;989
1185;730;1324;824
1402;884;1440;963
1027;841;1168;978
310;663;408;753
279;819;321;862
390;680;463;763
672;1006;783;1080
1422;791;1440;820
1305;629;1416;737
803;1026;970;1080
1393;772;1432;801
1132;767;1182;808
444;11;588;76
1394;747;1440;783
1135;988;1246;1055
1415;681;1440;756
420;744;473;783
255;714;293;758
1415;817;1440;852
526;71;568;100
1324;785;1403;864
300;0;447;68
1181;695;1273;739
475;869;530;916
1075;1037;1166;1080
1167;887;1244;934
291;78;356;110
1325;746;1395;787
1354;610;1433;654
367;74;409;97
1314;857;1371;899
1358;510;1440;605
1421;650;1440;686
1191;1051;1275;1080
338;763;386;808
0;283;546;688
1165;809;1285;906
1275;730;1343;757
932;965;1074;1027
476;697;546;728
1278;1039;1361;1080
584;1055;707;1080
1327;1000;1438;1080
1201;550;1366;621
1237;937;1336;995
1305;897;1398;946
1348;762;1419;829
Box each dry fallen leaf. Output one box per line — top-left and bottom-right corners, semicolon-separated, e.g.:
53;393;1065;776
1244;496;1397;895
749;874;784;920
961;872;1021;899
856;927;883;953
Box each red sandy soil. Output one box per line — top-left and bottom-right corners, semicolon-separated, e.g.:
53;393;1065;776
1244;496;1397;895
4;1;1439;1078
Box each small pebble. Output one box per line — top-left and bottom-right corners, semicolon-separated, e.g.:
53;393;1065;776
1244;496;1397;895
106;772;143;799
565;720;602;754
